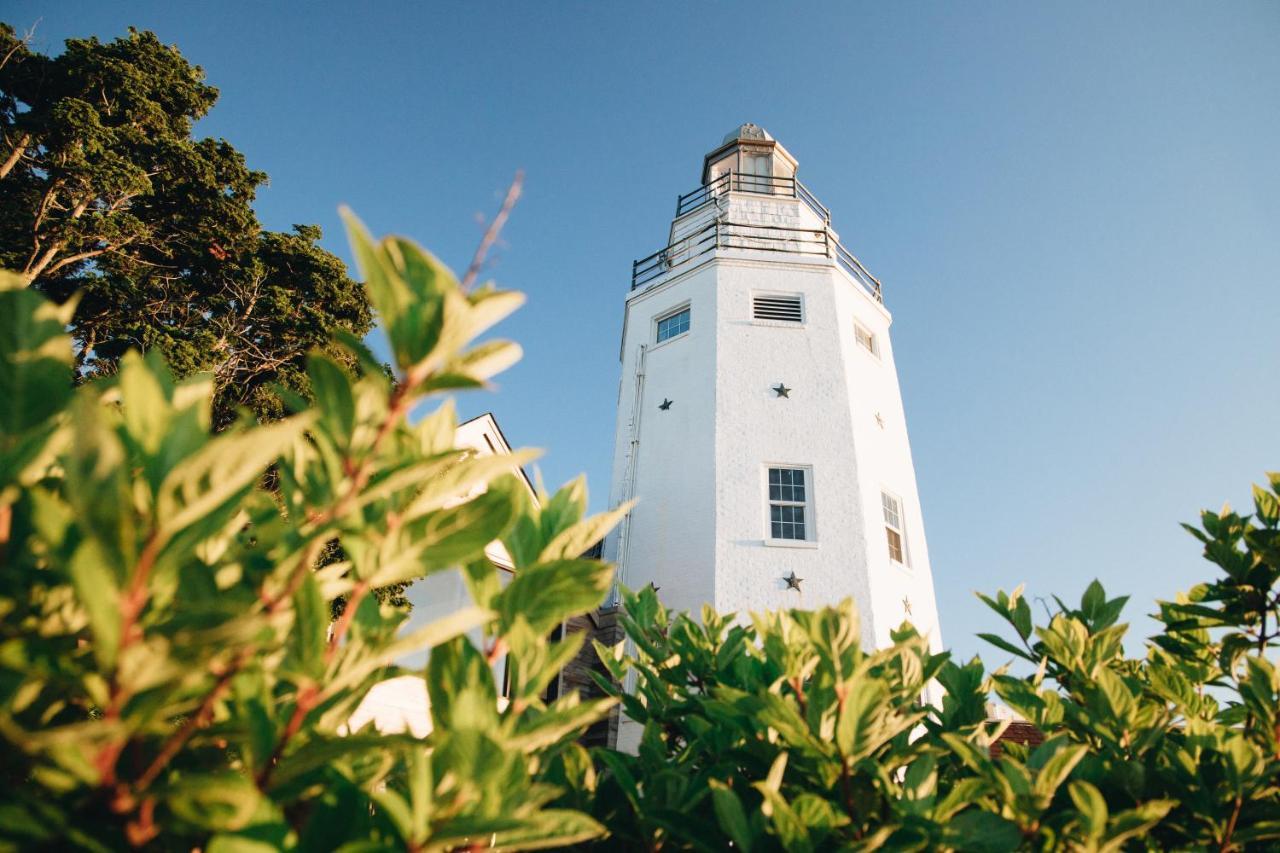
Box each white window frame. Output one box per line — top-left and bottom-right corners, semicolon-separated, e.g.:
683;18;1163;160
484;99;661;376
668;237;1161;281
881;489;910;567
653;303;691;345
854;320;880;358
763;464;817;547
751;291;806;327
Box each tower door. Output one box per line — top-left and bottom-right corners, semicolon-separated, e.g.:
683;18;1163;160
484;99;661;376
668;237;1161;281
741;152;773;194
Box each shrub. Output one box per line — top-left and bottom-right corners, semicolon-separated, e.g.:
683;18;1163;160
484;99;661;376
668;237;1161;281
0;213;625;850
2;202;1277;851
576;480;1280;850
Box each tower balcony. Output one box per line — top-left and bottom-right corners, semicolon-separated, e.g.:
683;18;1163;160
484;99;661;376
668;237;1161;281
676;171;832;222
632;172;883;302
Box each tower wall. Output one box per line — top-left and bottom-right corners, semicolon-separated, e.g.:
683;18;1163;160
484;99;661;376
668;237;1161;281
605;126;944;668
710;255;878;642
834;268;944;652
604;265;719;613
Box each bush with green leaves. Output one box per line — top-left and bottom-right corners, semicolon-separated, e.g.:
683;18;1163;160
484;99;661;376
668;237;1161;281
0;213;627;850
576;480;1280;851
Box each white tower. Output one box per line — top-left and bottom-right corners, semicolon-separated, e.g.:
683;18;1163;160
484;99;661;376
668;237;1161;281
604;124;942;658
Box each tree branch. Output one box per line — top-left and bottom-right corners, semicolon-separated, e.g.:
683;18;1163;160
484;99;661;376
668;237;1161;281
0;132;29;181
460;170;523;291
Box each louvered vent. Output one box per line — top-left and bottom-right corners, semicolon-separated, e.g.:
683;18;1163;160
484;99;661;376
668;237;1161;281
752;295;804;323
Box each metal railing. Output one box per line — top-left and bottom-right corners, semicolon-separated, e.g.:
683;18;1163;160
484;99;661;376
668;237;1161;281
675;171;831;224
631;219;883;302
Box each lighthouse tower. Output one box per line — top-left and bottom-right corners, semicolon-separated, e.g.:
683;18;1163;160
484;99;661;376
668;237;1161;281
603;124;942;659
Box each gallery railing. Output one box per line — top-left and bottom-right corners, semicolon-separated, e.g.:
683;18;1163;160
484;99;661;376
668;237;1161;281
675;172;832;224
631;219;883;302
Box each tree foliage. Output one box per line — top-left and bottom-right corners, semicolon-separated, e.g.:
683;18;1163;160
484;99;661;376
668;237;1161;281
0;23;371;427
573;483;1280;851
0;215;623;850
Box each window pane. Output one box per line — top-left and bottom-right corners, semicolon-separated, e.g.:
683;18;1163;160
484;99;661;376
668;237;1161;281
882;493;901;529
886;528;903;562
855;324;877;354
768;467;812;541
656;308;690;343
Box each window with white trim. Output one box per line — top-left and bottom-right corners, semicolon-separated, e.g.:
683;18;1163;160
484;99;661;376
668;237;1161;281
768;467;812;541
656;307;690;342
854;321;879;357
882;491;908;565
752;294;804;323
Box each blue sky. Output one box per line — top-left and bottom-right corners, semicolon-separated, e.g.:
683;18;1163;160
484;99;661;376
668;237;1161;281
10;1;1278;664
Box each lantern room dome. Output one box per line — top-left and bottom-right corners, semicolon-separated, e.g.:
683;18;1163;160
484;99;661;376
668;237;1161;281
721;122;774;144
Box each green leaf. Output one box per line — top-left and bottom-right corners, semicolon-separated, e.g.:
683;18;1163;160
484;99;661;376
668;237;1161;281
1032;742;1087;800
498;558;613;635
321;605;490;700
166;771;263;831
1067;780;1107;839
308;354;356;442
509;698;616;752
464;286;525;340
447;338;522;384
753;782;810;853
116;352;173;457
1012;593;1033;640
425;637;498;732
538;500;633;562
340;210;413;340
976;632;1035;662
268;734;403;789
406;746;432;843
946;810;1023;853
285;572;328;679
1252;482;1280;526
156;414;310;545
709;780;754;853
0;271;76;438
460;558;502;612
540;477;588;545
483;809;607;851
68;539;122;669
595;750;642;813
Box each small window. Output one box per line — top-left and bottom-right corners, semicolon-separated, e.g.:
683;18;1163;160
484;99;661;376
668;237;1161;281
882;491;908;565
855;321;879;357
768;467;812;541
656;307;690;342
753;294;804;323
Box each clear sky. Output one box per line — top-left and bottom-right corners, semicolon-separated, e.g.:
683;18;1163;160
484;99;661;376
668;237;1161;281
9;1;1278;664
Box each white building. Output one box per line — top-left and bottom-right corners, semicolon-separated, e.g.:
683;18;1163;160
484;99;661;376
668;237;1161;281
603;124;943;658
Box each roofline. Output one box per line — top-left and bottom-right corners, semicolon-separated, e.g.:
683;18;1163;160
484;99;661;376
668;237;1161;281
459;411;539;500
